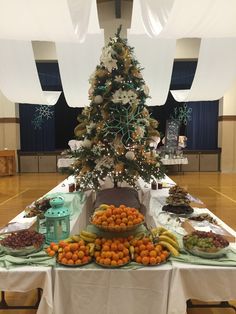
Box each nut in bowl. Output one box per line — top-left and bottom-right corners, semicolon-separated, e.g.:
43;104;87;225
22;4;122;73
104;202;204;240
91;204;145;232
183;230;229;259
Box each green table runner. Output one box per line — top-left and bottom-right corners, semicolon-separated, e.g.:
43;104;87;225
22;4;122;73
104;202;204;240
0;249;56;269
170;248;236;267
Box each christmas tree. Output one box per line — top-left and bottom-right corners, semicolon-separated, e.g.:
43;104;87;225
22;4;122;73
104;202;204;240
72;27;165;191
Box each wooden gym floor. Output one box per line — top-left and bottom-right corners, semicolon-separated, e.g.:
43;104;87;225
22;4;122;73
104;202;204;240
0;172;236;314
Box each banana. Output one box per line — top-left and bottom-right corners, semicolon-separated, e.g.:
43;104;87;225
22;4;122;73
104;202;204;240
134;232;145;240
79;234;96;243
80;230;97;239
99;204;110;210
158;241;180;257
151;226;167;236
63;237;74;243
71;235;81;242
162;231;178;242
158;235;179;250
129;245;135;259
88;243;95;256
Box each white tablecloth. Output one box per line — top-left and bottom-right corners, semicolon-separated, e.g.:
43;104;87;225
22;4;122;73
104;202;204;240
53;264;172;314
1;174;236;314
161;157;188;165
0;266;53;314
168;262;236;314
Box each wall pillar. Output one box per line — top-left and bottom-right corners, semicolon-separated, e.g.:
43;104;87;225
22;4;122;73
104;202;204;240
218;84;236;172
0;91;20;171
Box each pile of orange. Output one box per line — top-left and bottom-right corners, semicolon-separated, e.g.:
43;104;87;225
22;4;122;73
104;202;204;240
45;240;92;265
91;205;144;231
130;237;169;265
94;237;131;267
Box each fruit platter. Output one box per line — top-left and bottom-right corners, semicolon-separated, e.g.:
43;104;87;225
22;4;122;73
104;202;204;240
0;230;45;256
45;225;181;267
183;230;229;259
91;204;145;232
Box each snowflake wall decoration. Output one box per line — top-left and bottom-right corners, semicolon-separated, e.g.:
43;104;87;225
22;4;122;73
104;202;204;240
104;105;145;144
171;103;192;125
32;105;54;130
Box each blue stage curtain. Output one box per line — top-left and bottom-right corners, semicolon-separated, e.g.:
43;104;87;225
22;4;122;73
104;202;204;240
186;100;219;150
20;62;61;151
19;104;55;151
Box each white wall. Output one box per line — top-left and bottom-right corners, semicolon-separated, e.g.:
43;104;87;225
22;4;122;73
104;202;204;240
0;91;18;117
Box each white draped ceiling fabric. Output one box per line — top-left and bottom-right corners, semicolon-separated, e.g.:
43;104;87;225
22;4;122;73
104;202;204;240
0;0;102;106
56;0;104;107
0;40;61;105
128;0;176;106
129;0;236;105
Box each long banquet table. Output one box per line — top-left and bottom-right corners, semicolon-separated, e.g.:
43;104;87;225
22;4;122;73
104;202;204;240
0;175;235;314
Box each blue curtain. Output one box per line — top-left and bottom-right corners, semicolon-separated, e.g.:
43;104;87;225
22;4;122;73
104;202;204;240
20;62;61;151
20;104;55;151
186;101;218;150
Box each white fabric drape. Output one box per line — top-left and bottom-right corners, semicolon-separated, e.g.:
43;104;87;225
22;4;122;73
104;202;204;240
56;0;104;107
171;38;236;102
128;1;175;106
135;0;236;39
0;40;61;105
128;34;175;106
0;0;92;42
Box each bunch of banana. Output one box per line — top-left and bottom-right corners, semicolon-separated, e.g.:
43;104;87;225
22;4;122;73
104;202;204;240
129;245;135;259
94;204;110;212
79;230;97;243
87;243;95;256
151;227;180;256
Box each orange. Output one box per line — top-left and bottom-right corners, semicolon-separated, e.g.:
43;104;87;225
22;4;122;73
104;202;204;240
112;253;119;261
58;241;67;248
50;242;57;249
61;257;68;264
58;253;63;261
65;251;73;260
146;243;154;251
118;252;124;259
103;245;110;251
135;256;142;263
111;243;118;251
105;251;112;258
48;250;55;257
72;253;78;261
70;243;79;251
82;256;89;264
160;254;166;262
64;245;70;253
46;247;51;254
139;244;146;251
142;256;149;265
95;238;102;245
140;250;148;257
150;257;156;265
123;248;129;256
94;251;100;258
52;245;59;252
67;259;74;265
149;250;157;258
156;256;161;264
117;243;124;251
117;259;123;266
78;240;85;246
111;260;117;266
123;241;130;248
75;259;82;265
80;245;86;252
104;258;111;265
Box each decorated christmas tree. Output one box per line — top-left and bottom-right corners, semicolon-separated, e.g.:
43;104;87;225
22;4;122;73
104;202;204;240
72;27;165;191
